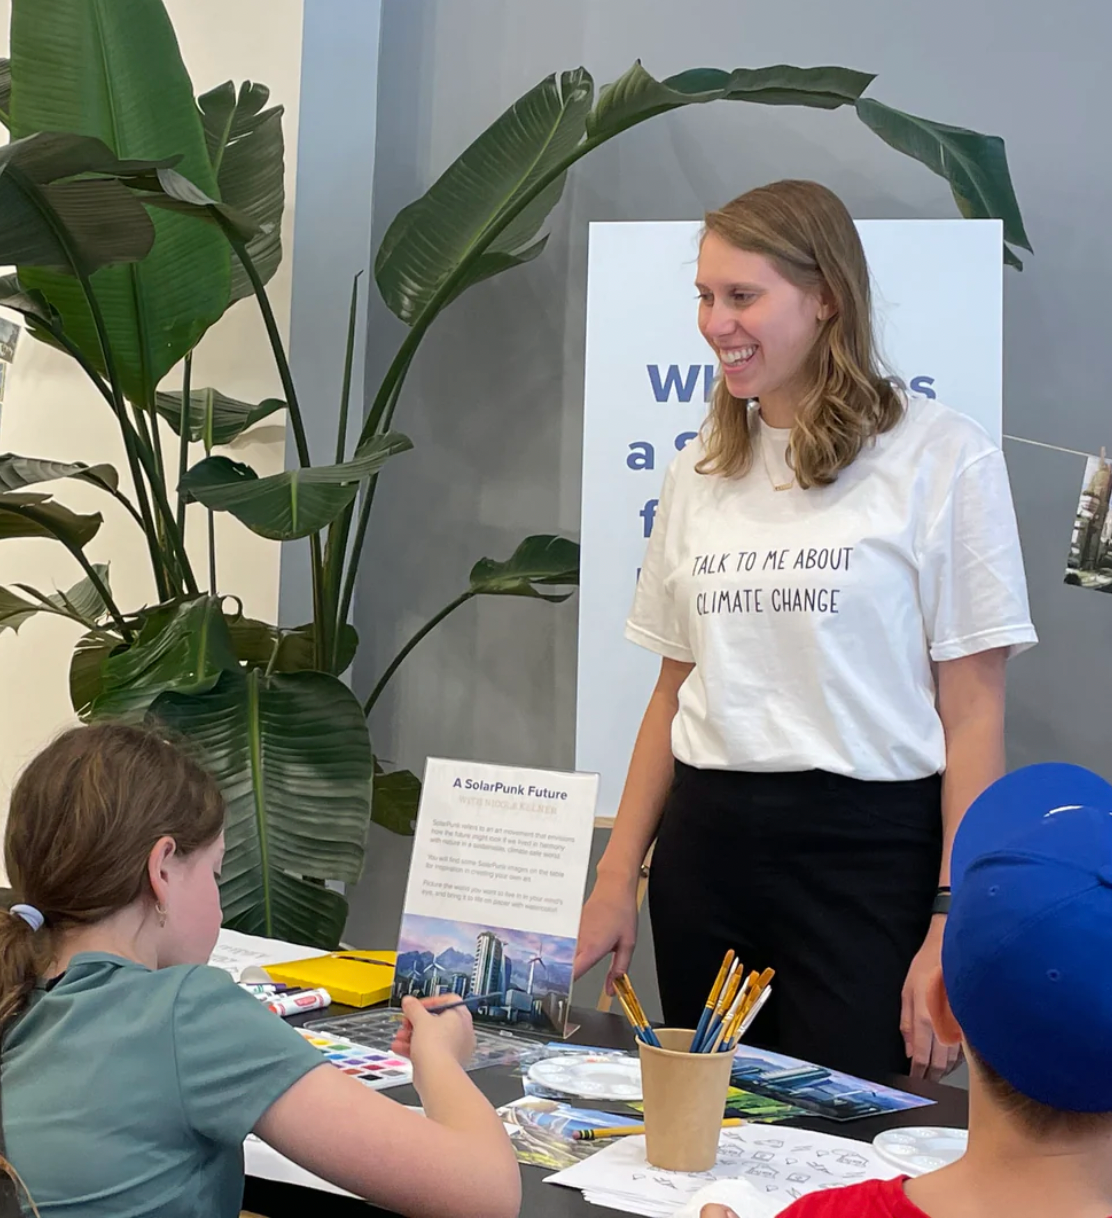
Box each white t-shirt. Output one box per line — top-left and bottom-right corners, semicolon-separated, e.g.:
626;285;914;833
625;398;1037;781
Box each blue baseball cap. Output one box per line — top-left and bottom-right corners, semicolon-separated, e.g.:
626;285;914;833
944;764;1112;1112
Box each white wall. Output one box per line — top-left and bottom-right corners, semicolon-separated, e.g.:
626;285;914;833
0;0;304;866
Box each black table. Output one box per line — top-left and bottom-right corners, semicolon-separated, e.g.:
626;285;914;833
243;1008;968;1217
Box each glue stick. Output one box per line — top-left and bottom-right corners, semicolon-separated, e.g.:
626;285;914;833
266;988;332;1017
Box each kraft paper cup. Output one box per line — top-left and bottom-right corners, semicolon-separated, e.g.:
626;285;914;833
638;1028;734;1171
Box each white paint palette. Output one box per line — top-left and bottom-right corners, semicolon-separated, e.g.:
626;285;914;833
873;1126;968;1175
296;1028;414;1090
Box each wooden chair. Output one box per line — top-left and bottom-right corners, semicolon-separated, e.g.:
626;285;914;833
592;828;655;1013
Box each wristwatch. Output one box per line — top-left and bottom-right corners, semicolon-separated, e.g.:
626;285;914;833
931;886;952;916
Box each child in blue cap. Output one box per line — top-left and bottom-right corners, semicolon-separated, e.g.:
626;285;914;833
695;762;1112;1218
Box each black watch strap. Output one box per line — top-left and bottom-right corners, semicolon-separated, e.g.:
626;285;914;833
932;886;952;916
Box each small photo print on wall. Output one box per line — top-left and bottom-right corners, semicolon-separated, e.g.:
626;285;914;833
0;317;21;365
1065;453;1112;594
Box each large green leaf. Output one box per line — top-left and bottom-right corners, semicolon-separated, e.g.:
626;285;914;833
0;492;102;548
468;534;580;602
0;452;119;496
0;563;112;633
587;62;873;139
179;432;413;540
10;0;231;406
151;669;374;947
375;69;594;328
153;388;285;446
226;615;358;675
855;98;1032;267
198;81;285;302
372;760;421;836
88;596;239;721
70;628;122;719
0;132;168;272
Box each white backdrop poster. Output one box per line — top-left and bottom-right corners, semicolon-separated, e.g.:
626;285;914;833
576;219;1003;820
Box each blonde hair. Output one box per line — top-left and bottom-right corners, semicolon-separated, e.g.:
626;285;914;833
696;179;904;488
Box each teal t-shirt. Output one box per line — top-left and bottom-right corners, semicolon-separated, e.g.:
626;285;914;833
1;952;324;1216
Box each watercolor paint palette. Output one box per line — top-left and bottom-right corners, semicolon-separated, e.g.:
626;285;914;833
296;1028;414;1091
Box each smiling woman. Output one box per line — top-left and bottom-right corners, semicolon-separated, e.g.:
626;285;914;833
575;179;1037;1085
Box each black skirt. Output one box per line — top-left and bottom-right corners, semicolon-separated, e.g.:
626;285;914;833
648;762;942;1079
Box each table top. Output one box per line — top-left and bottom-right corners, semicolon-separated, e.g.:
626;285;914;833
242;1007;968;1218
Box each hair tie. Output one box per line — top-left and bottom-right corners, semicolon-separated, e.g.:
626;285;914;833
10;904;44;932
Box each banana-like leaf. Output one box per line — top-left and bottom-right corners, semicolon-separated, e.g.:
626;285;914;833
198;81;285;302
0;272;66;352
587;61;873;139
0;491;102;548
375;69;594;328
0;452;119;495
0;563;112;633
151;669;374;947
10;0;231;406
179;432;413;540
153;388;285;447
227;615;358;675
372;761;421;836
468;534;580;602
0;57;10;128
855;98;1032;268
0;132;167;272
88;596;239;721
70;628;122;719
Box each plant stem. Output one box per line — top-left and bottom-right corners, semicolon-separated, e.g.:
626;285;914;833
363;591;473;717
225;225;328;667
70;267;198;598
177;354;192;538
53;311;170;598
208;510;217;593
320;273;364;671
336;273;361;465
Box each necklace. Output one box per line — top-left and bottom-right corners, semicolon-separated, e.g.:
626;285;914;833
759;432;796;492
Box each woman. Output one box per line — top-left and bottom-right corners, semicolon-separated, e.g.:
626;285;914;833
574;179;1036;1081
0;723;520;1217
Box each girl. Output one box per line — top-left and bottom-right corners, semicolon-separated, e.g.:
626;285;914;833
575;179;1036;1081
0;722;521;1217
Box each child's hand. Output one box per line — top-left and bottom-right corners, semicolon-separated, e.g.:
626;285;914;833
392;995;476;1067
700;1208;738;1218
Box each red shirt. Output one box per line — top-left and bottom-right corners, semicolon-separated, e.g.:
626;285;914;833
780;1178;924;1217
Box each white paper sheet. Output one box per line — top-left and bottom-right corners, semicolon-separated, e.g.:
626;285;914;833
244;1135;356;1197
546;1124;901;1217
244;1108;425;1197
208;927;328;978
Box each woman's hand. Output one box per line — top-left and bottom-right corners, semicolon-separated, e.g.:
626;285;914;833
392;994;476;1067
901;920;960;1081
573;874;639;993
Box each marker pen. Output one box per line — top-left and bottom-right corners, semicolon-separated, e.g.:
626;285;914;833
266;988;332;1017
239;982;289;997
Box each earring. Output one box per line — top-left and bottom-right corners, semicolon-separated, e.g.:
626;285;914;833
156;903;168;928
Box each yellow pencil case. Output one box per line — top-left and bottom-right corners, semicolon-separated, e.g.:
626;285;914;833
264;950;397;1008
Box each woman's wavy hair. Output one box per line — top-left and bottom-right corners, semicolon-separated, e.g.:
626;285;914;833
696;179;904;488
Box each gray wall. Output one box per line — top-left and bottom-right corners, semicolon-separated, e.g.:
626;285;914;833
294;0;1112;1019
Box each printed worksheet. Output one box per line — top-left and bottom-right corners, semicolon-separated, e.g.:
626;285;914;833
546;1123;901;1215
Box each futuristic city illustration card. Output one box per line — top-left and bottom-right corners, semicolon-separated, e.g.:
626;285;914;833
392;758;598;1037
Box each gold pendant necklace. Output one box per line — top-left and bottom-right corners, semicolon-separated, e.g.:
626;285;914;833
759;434;796;492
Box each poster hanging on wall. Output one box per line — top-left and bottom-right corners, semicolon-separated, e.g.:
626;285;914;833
576;219;1004;820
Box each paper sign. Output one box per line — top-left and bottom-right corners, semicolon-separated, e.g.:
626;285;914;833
392;757;598;1036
